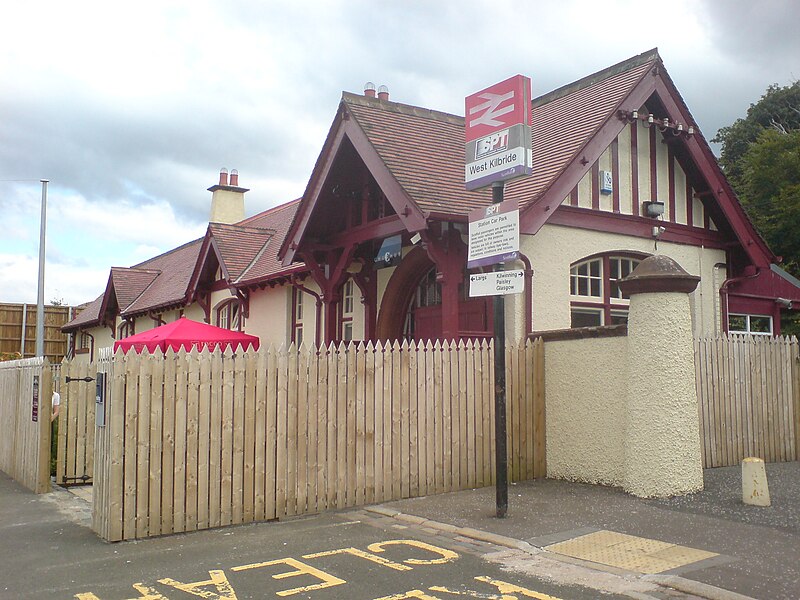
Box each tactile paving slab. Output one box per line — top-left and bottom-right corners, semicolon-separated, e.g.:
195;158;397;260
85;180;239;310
545;530;718;574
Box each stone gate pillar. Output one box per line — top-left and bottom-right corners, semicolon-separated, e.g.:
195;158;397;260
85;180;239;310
619;255;703;497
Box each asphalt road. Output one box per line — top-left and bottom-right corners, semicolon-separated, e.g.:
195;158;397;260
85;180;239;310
0;475;632;600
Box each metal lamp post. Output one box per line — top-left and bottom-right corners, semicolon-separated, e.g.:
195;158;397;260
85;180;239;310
36;179;48;358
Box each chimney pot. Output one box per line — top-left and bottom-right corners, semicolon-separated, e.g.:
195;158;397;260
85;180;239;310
377;85;389;101
364;82;376;97
219;168;229;186
230;169;239;187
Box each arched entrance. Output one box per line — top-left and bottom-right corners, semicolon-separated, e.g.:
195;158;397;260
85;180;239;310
376;246;493;342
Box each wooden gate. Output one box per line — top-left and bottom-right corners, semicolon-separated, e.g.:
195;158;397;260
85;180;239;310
55;360;96;486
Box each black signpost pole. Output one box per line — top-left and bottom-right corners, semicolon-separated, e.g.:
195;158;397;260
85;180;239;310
492;181;508;518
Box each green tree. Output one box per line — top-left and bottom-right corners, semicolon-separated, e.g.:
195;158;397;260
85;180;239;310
714;82;800;191
714;83;800;335
739;128;800;270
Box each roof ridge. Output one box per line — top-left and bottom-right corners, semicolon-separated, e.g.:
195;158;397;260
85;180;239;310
532;48;660;108
132;237;203;269
111;266;161;275
238;198;301;226
342;91;465;126
235;238;273;284
210;222;276;235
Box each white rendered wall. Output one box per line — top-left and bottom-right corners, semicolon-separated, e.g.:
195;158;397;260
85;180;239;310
544;336;628;486
519;224;725;336
247;285;293;348
624;291;703;497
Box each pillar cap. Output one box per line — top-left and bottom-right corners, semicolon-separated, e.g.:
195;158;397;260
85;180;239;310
619;254;700;295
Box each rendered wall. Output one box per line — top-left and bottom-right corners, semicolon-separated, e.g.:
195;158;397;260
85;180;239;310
247;285;292;348
519;224;726;336
624;291;703;497
544;335;628;486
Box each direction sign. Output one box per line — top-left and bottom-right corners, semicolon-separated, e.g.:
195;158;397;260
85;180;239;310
467;199;519;269
469;270;525;297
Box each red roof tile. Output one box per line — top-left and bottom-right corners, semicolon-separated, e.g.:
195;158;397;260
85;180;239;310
120;239;203;316
208;222;274;282
236;200;304;285
62;294;103;330
110;267;160;311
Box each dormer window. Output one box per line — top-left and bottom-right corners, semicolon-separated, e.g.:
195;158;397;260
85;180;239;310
215;299;240;331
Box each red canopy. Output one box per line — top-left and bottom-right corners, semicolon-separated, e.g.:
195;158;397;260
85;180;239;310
113;317;260;354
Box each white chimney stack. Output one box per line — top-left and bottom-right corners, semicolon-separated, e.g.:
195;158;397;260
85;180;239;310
208;168;248;224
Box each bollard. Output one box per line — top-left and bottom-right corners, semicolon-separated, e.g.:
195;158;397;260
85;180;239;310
742;457;771;507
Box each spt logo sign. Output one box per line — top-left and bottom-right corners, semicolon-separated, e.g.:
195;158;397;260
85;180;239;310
475;129;509;159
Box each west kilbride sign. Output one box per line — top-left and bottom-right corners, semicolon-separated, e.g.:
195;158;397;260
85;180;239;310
464;75;532;190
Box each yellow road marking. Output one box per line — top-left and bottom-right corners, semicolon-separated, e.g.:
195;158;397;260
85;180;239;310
368;540;459;565
158;570;238;599
303;547;413;571
231;557;346;597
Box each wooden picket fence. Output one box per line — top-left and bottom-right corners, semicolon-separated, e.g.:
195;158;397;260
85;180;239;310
695;334;800;468
91;339;545;541
0;357;52;493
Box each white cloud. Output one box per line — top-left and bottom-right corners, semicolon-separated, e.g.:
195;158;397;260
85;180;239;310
2;0;797;306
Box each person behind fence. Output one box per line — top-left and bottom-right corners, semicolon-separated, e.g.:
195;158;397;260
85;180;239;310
51;389;60;422
51;388;60;477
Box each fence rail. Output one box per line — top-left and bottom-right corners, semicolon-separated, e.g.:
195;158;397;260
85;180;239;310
92;339;545;541
695;335;799;468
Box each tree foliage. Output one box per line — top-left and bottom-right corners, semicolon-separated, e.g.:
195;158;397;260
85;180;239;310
738;128;800;273
714;82;800;273
714;82;800;335
714;82;800;191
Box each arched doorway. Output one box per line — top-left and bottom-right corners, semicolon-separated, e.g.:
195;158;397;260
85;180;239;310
376;246;493;342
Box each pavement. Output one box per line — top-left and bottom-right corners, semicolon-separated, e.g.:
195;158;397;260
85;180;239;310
2;462;798;599
375;462;800;600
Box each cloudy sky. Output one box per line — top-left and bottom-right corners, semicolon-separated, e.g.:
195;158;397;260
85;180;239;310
1;0;798;306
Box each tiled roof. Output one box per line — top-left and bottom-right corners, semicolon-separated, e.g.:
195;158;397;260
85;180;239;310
236;200;304;285
344;50;658;218
110;267;160;311
122;239;204;316
345;94;489;216
62;294;103;330
64;201;305;331
208;222;274;282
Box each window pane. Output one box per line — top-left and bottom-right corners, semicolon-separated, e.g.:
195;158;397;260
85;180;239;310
578;279;588;296
610;259;619;280
577;263;588;276
570;276;577;295
610;281;620;299
590;279;600;297
728;315;747;332
749;316;772;333
609;310;629;325
571;308;602;328
590;260;600;277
